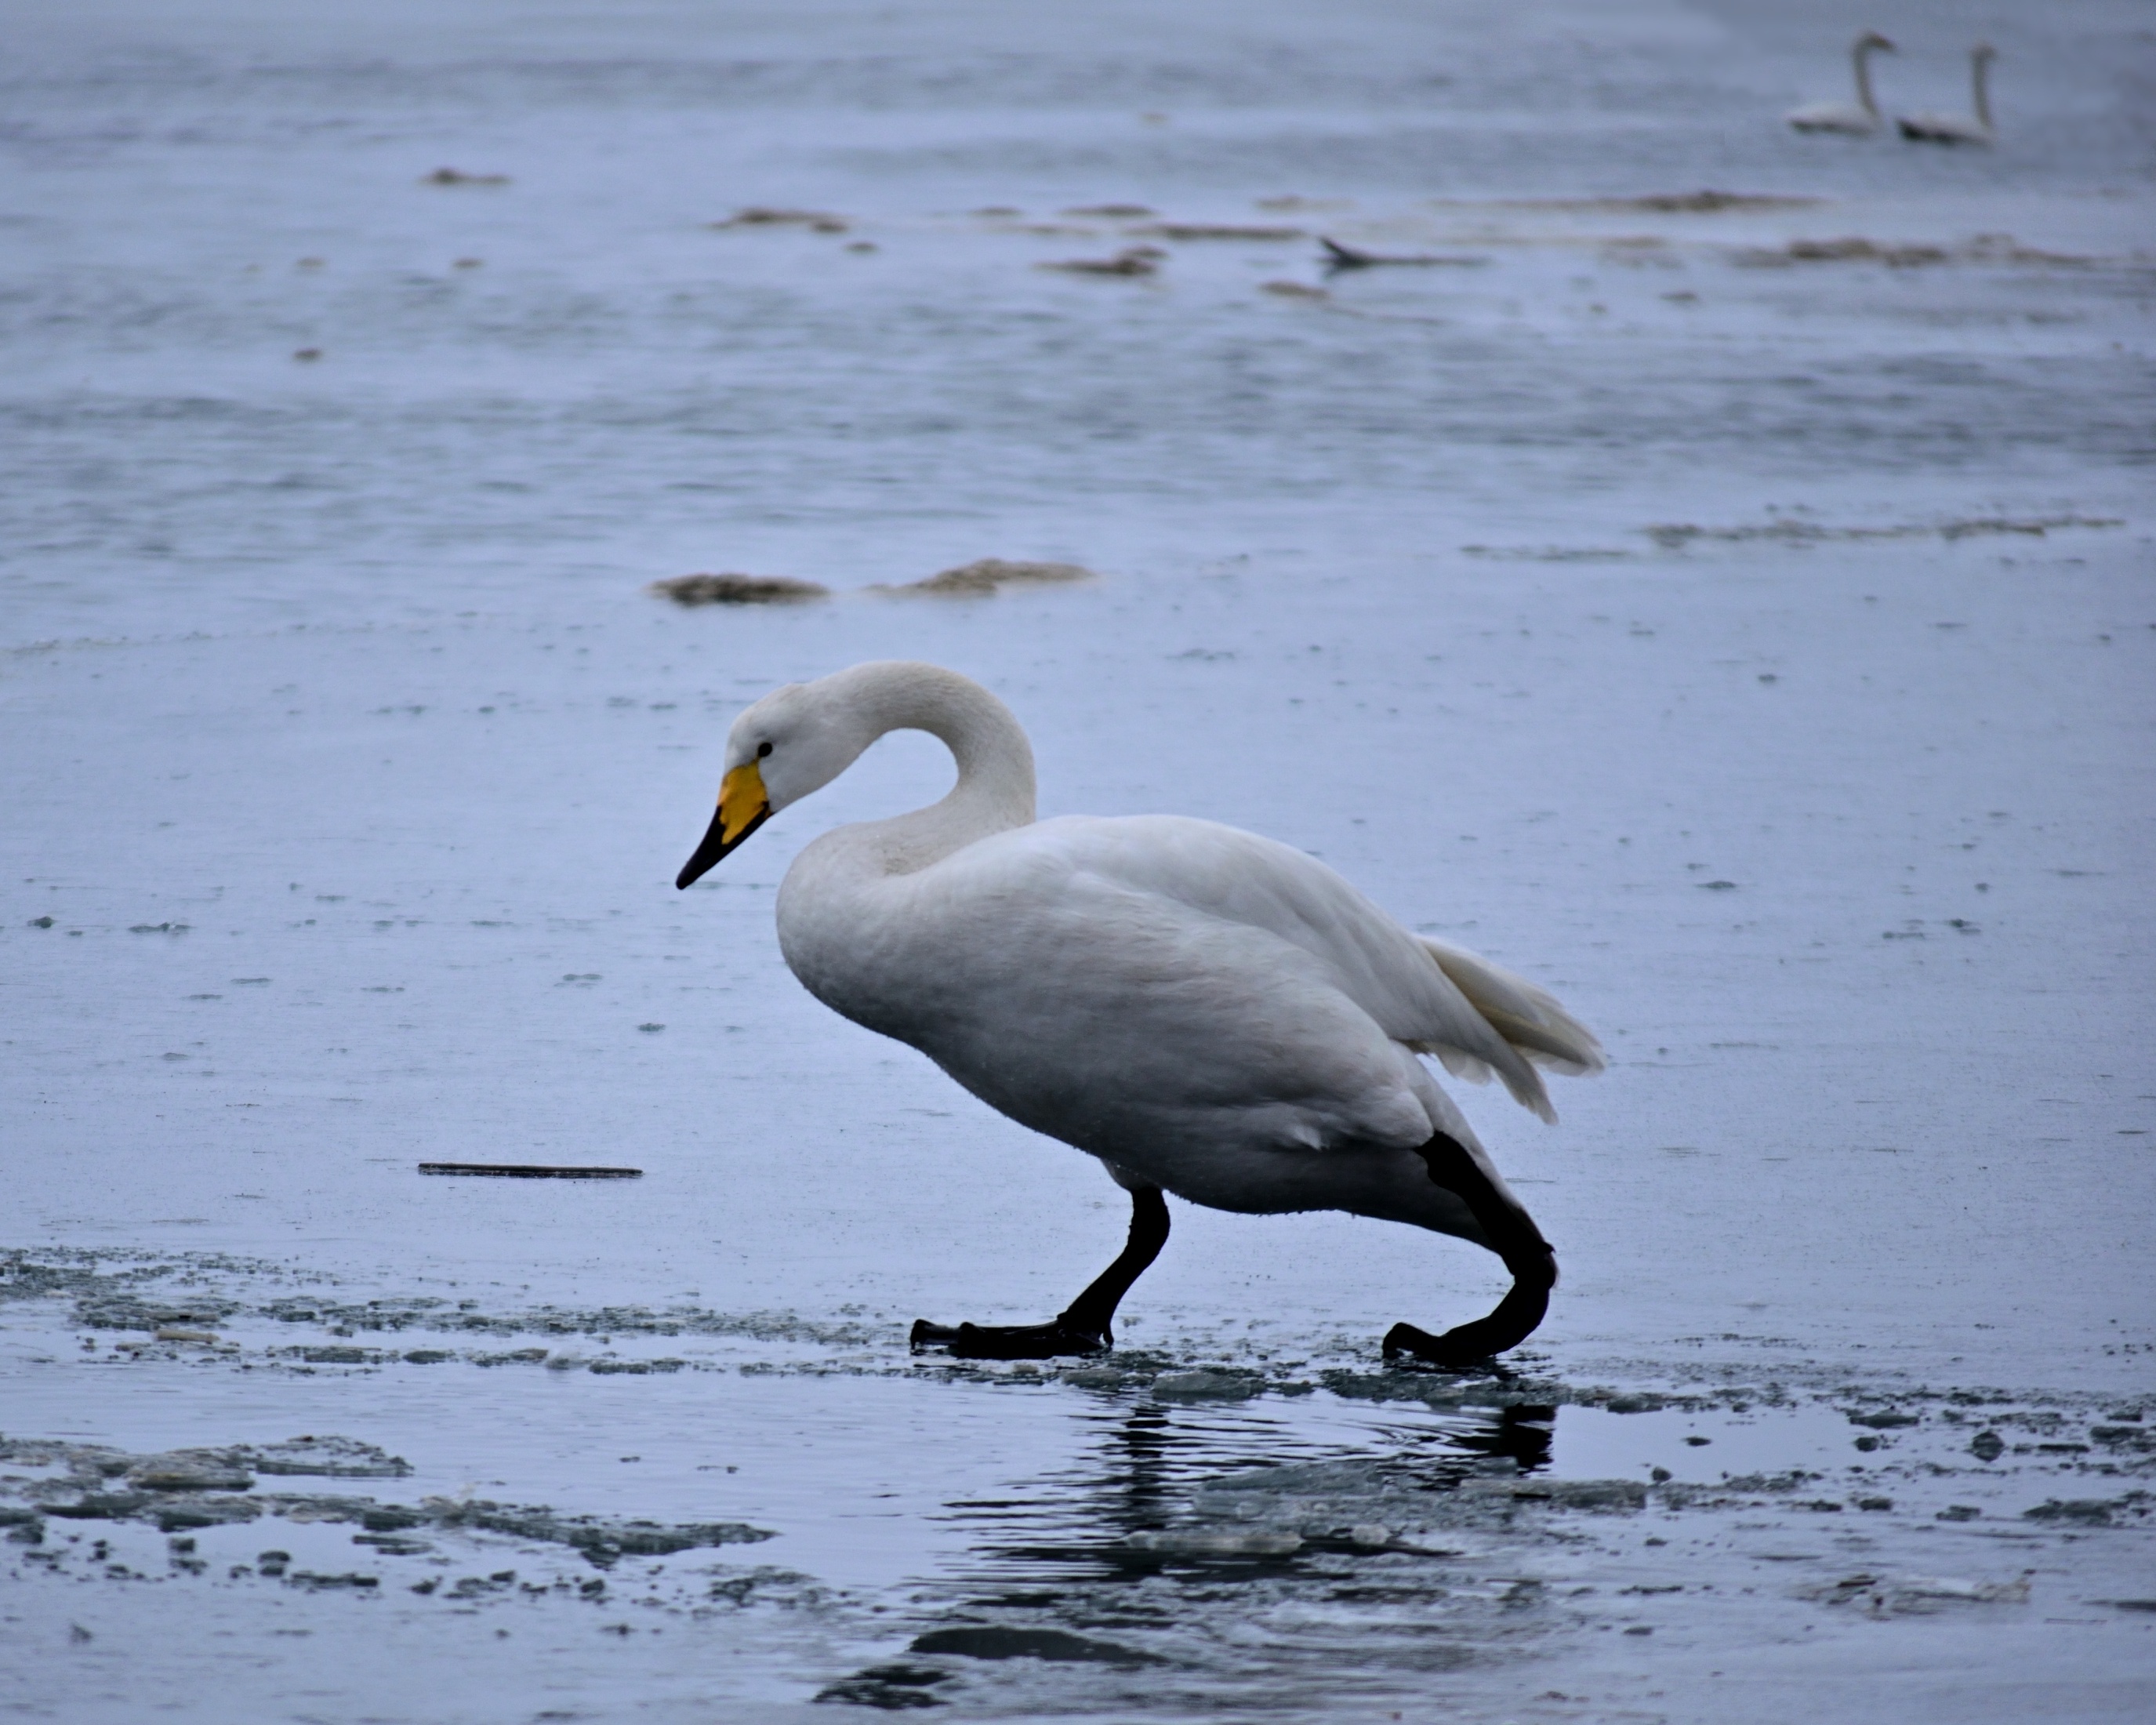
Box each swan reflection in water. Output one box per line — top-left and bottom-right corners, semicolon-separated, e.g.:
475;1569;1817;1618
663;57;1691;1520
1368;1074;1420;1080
815;1393;1568;1709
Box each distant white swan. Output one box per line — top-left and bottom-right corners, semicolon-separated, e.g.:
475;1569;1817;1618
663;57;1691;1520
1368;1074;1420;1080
1899;42;1998;145
1787;31;1896;135
676;662;1603;1366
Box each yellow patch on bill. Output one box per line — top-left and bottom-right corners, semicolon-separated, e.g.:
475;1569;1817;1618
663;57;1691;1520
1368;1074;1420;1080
719;759;770;844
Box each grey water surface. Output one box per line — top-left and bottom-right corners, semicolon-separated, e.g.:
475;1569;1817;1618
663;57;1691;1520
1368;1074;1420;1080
2;1;2152;1720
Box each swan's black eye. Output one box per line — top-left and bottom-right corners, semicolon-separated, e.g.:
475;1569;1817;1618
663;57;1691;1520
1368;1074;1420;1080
757;741;773;758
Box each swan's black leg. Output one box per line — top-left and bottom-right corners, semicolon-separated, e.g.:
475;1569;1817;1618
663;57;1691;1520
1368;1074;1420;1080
1384;1134;1556;1369
911;1186;1170;1360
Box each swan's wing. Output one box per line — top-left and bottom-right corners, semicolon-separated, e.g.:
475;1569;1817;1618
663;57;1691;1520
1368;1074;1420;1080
1017;815;1599;1122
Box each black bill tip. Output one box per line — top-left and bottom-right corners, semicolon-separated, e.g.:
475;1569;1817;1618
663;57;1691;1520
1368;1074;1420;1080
677;803;768;889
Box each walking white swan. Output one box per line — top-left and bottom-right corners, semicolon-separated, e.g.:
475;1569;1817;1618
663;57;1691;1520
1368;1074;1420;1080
675;662;1603;1366
1898;43;1998;145
1786;31;1896;135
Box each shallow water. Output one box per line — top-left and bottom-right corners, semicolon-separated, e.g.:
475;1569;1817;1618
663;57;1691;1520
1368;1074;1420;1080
3;1;2153;1720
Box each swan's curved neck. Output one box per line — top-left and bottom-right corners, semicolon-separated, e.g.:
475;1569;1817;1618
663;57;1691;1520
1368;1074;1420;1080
822;662;1036;873
1852;38;1881;114
1971;53;1993;129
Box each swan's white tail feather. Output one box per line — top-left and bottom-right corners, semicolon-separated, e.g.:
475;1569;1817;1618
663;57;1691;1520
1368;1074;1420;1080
1428;1046;1495;1088
1419;937;1606;1100
1409;1037;1557;1124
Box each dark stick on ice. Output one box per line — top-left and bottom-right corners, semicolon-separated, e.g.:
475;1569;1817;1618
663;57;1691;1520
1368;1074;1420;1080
417;1163;643;1179
1319;237;1488;273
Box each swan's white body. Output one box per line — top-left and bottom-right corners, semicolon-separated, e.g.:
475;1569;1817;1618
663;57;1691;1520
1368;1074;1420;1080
1787;31;1896;135
692;663;1600;1254
1898;44;1997;145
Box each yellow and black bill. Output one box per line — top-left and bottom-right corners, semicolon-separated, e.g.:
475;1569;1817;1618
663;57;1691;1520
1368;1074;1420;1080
676;761;771;888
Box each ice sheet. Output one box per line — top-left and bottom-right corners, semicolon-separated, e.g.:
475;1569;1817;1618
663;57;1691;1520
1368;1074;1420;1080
2;1;2151;1720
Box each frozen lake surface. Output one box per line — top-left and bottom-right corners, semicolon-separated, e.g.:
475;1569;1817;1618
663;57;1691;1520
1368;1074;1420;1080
2;1;2152;1719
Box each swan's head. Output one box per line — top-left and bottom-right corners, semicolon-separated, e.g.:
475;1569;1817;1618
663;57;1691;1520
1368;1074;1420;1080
674;675;875;888
1972;40;1996;62
1857;30;1895;53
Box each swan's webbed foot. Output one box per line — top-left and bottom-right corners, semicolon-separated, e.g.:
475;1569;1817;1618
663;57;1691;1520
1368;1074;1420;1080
1387;1133;1557;1368
909;1317;1109;1360
909;1185;1168;1362
1381;1242;1555;1368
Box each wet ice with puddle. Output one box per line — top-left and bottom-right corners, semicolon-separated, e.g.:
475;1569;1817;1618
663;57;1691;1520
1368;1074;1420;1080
3;1255;2151;1720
